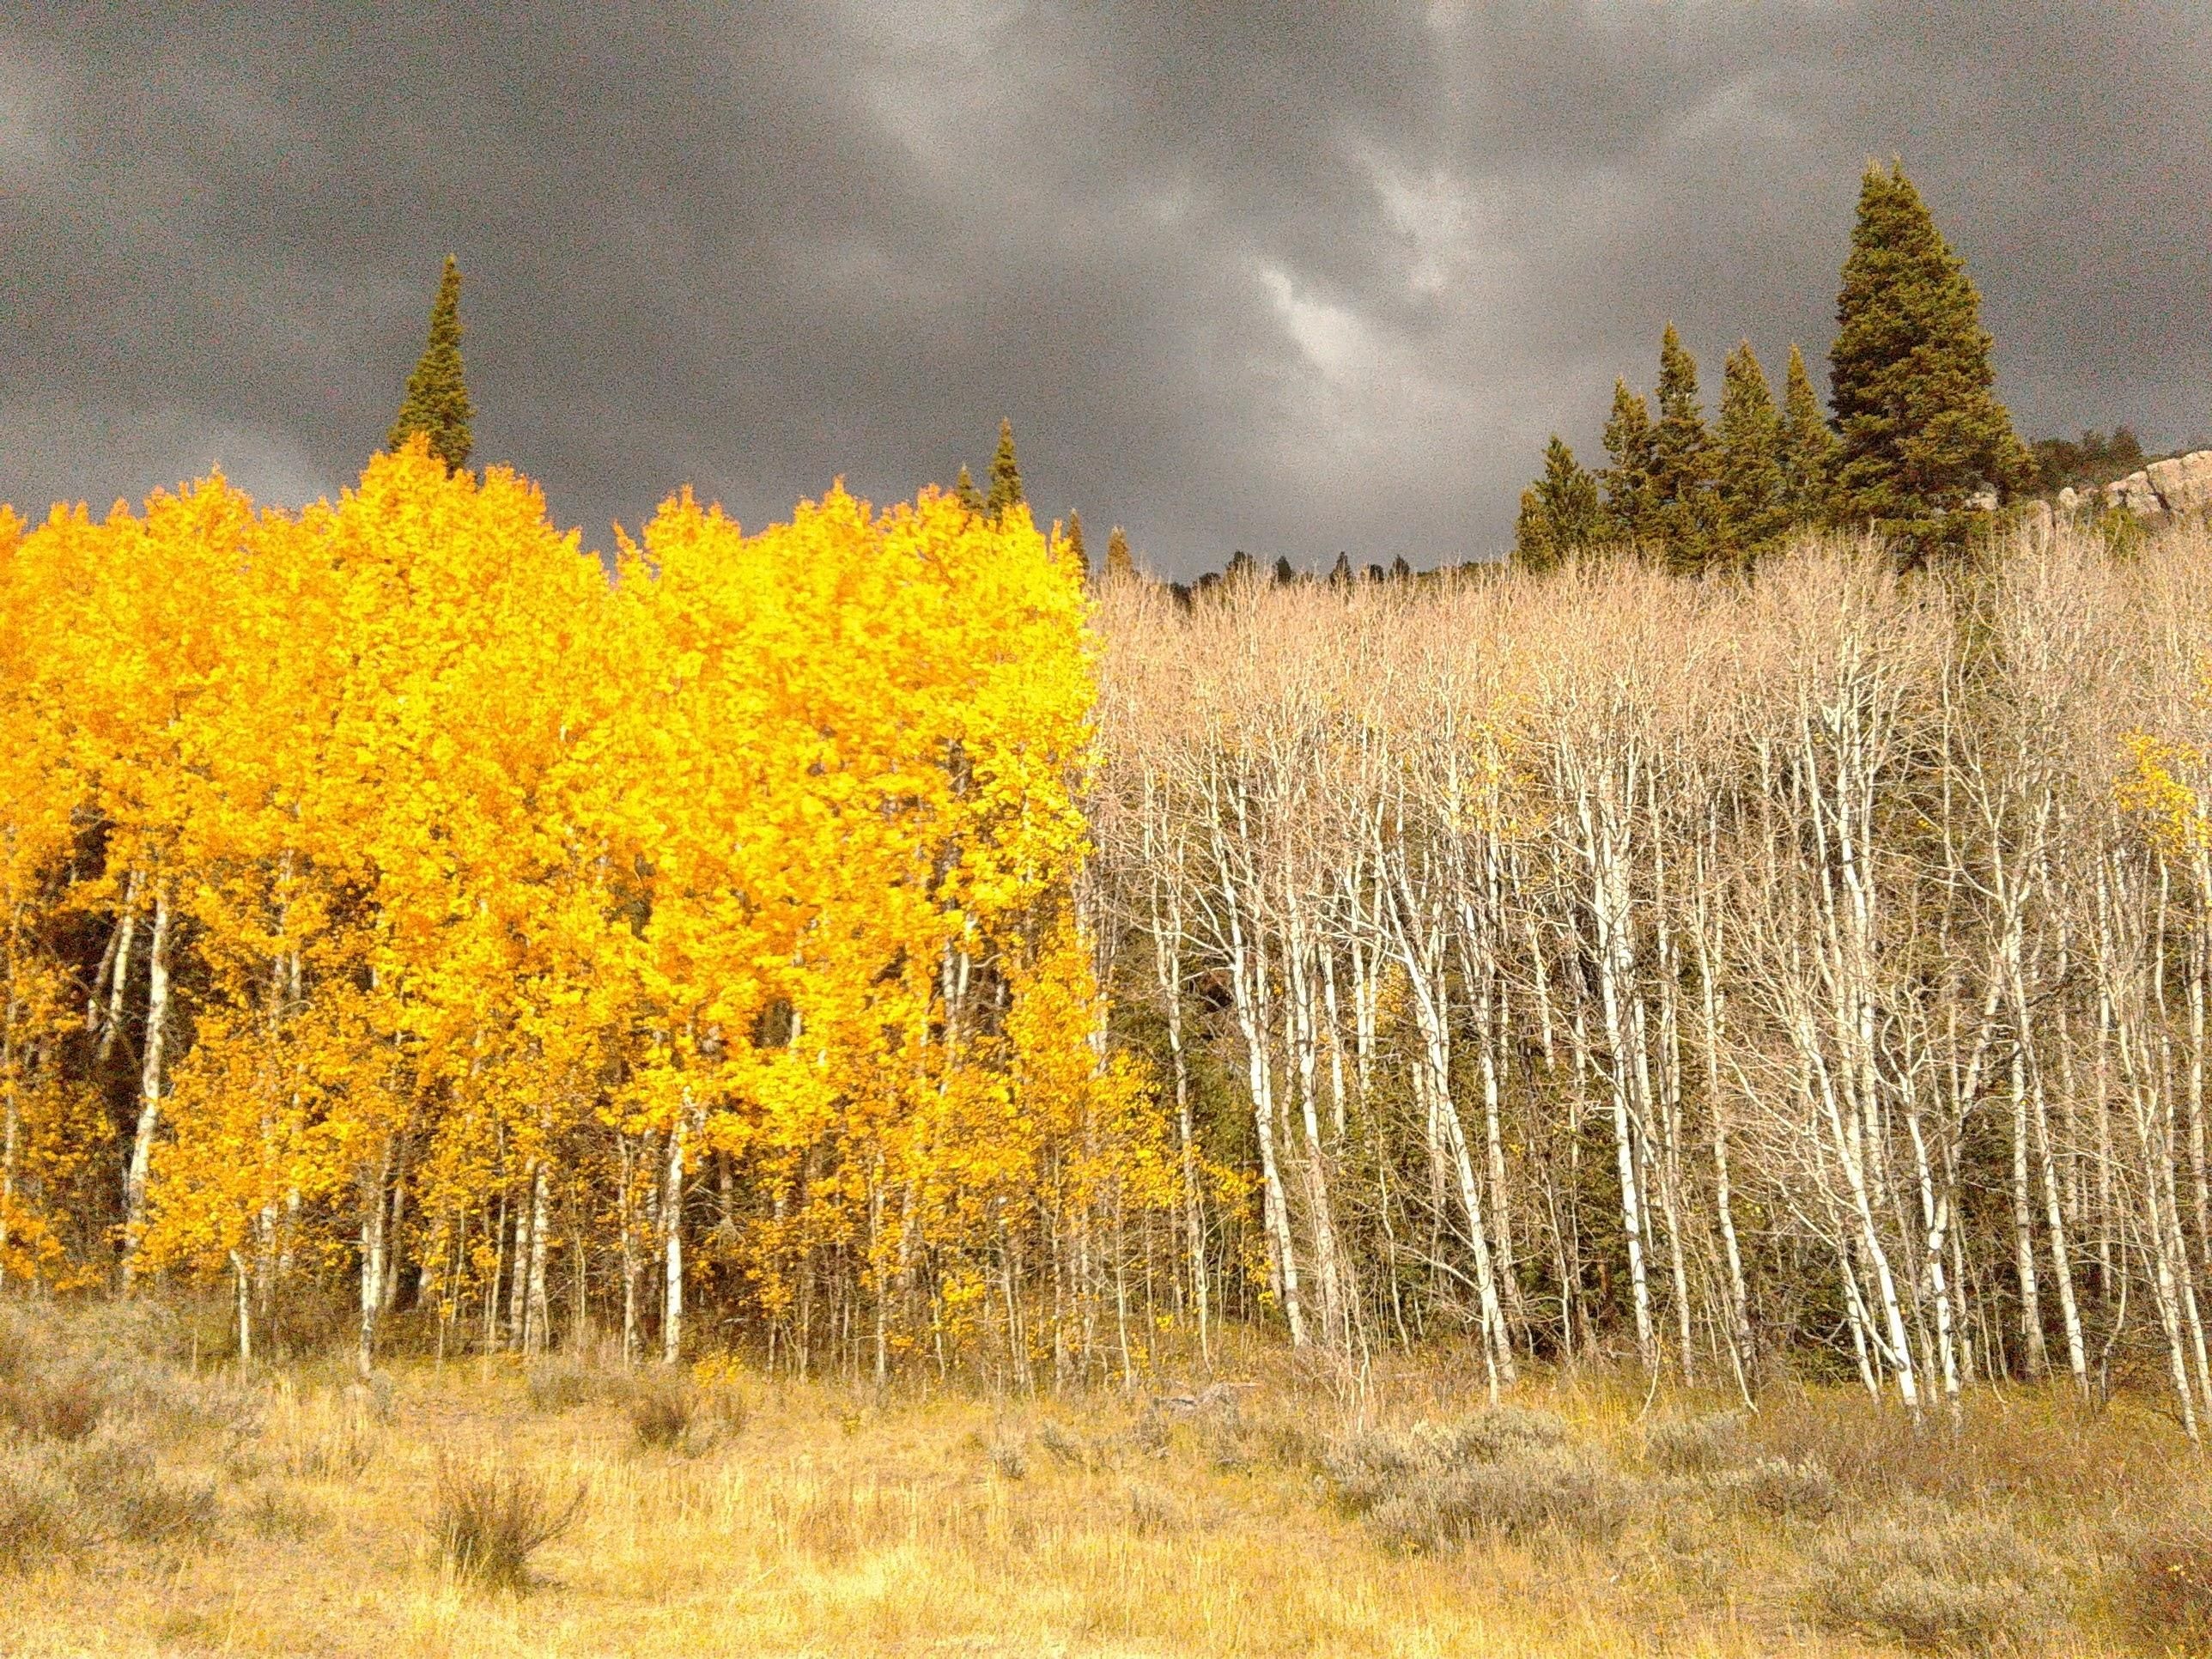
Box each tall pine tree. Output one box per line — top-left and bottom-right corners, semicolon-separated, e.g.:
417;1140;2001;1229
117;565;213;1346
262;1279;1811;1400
1104;526;1134;581
1714;342;1786;565
952;465;985;514
1827;161;2029;527
987;418;1024;519
1778;343;1838;526
387;254;473;471
1065;509;1088;580
1650;323;1716;572
1514;435;1602;572
1601;379;1661;544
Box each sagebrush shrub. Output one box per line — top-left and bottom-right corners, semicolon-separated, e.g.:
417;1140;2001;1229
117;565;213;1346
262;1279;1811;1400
1326;1408;1625;1552
526;1358;608;1414
0;1304;249;1452
1644;1411;1750;1475
1367;1443;1632;1552
1035;1421;1085;1470
1710;1455;1838;1520
0;1432;215;1571
1803;1503;2057;1653
986;1434;1028;1481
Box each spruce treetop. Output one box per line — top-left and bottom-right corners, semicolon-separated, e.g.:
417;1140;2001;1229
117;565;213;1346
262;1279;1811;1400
1515;435;1601;573
1827;161;2029;525
1778;343;1838;524
987;418;1024;518
1601;378;1660;543
1065;509;1089;580
1650;323;1717;572
952;465;985;514
1104;526;1135;580
387;254;474;471
1715;342;1786;563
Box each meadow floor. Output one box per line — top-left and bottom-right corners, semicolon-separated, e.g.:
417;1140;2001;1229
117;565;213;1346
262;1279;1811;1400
3;1308;2209;1656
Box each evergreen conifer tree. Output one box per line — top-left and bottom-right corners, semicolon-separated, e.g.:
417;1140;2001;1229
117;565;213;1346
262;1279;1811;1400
1827;161;2030;527
387;255;473;471
1515;488;1556;572
1778;343;1838;526
952;465;985;514
1225;550;1255;584
1714;342;1787;564
987;418;1024;518
1514;435;1601;572
1601;379;1660;544
1390;555;1413;582
1328;551;1352;587
1650;323;1716;571
1065;509;1088;580
1273;556;1297;586
1104;526;1135;581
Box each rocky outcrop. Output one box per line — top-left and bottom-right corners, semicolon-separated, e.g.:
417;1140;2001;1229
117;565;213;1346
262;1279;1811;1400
2057;448;2212;518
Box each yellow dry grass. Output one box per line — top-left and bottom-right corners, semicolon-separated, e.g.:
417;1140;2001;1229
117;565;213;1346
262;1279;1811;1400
3;1338;2198;1658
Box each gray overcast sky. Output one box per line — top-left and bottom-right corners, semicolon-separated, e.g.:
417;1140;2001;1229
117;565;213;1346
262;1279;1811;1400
3;2;2207;575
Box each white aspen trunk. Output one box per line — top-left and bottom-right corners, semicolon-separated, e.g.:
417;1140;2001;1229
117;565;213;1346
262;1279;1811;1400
1690;854;1755;1397
1837;1235;1882;1398
2032;1076;2087;1387
2010;1046;2049;1377
1584;805;1656;1369
1806;1035;1921;1413
93;871;143;1067
1153;887;1209;1364
356;1142;391;1380
0;1019;19;1268
1384;845;1513;1388
1645;770;1697;1380
381;1143;409;1315
1210;774;1306;1347
1455;861;1527;1346
525;1161;551;1356
232;1249;253;1364
665;1095;687;1364
120;886;173;1285
507;1164;534;1339
619;1133;639;1364
1319;932;1350;1140
2191;858;2212;1285
2108;945;2201;1435
1284;906;1346;1347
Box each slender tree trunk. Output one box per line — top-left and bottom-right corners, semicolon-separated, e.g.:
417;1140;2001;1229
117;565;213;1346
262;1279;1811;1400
120;886;173;1286
357;1142;392;1380
93;871;143;1068
664;1095;688;1364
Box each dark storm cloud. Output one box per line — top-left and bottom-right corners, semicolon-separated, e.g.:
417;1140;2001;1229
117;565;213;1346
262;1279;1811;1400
3;1;2207;574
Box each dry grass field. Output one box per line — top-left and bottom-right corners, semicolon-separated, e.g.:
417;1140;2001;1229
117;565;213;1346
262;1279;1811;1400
4;1302;2212;1658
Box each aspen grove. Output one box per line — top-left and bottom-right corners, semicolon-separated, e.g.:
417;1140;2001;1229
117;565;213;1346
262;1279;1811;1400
9;445;2212;1431
0;443;1152;1383
1091;514;2212;1431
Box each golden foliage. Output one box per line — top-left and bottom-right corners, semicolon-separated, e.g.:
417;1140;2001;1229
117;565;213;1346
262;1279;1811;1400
0;442;1169;1370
